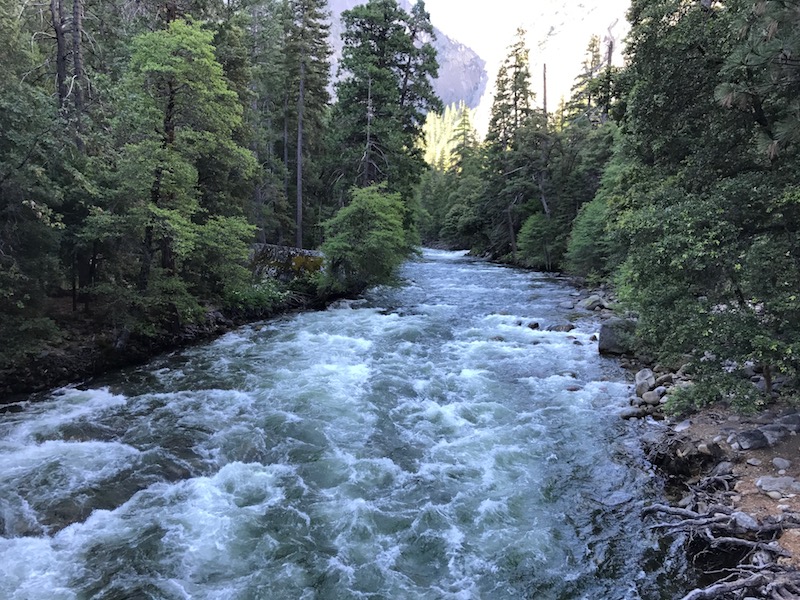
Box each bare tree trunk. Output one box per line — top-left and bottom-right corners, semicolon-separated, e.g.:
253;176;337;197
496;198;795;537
506;204;517;259
296;59;305;249
542;63;548;124
360;75;373;186
72;0;86;150
602;34;614;122
283;93;290;205
50;0;67;109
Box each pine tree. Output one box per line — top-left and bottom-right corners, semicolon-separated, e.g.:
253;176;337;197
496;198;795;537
284;0;331;248
482;28;538;258
332;0;441;203
487;28;534;150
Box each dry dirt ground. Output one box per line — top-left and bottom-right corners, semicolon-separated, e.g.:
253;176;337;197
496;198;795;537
675;404;800;567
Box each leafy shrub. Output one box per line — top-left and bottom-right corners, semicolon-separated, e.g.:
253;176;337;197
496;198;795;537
224;279;288;314
320;185;410;293
564;196;611;277
517;213;565;271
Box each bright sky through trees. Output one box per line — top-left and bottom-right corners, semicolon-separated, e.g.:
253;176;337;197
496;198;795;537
421;0;631;131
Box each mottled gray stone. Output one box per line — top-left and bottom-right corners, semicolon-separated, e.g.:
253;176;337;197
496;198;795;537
736;430;769;450
773;457;792;470
756;476;800;495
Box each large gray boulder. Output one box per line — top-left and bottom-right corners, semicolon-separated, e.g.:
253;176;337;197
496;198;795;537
579;294;608;311
598;318;636;356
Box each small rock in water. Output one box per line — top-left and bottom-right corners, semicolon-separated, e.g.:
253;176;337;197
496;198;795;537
773;457;792;470
547;323;576;332
527;322;540;330
747;458;763;467
559;301;575;310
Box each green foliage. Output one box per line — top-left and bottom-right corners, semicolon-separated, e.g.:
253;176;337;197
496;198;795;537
321;185;409;293
665;375;764;417
332;0;441;204
564;197;610;277
517;214;565;271
224;280;289;314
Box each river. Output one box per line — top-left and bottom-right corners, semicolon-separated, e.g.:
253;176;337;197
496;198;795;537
0;249;690;599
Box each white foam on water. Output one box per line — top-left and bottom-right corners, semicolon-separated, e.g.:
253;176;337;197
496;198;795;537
0;387;127;444
0;252;685;599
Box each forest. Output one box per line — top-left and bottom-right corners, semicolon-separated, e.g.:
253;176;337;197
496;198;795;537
1;0;799;410
0;0;439;385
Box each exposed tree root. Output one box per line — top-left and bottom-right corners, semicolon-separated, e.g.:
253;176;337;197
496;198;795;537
643;469;800;600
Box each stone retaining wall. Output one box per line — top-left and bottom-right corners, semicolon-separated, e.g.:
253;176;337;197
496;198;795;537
251;244;324;281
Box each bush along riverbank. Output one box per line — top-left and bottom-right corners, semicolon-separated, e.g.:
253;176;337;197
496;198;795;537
0;274;340;401
577;291;800;599
0;183;415;401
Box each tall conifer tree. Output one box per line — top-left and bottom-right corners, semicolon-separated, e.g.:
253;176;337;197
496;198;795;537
332;0;441;204
284;0;331;248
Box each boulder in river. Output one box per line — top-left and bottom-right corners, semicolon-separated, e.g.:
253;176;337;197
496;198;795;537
578;295;605;310
597;318;636;356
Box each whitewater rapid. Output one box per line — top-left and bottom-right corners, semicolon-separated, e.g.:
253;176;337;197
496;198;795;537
0;250;688;599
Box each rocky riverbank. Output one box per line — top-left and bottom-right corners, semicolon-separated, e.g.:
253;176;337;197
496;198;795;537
556;284;800;599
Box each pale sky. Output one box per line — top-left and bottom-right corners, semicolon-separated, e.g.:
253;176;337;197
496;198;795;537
420;0;631;131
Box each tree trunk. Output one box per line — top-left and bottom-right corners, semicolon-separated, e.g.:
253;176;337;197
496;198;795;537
506;204;517;259
763;364;773;396
542;63;548;123
296;59;305;249
283;93;290;205
72;0;85;149
602;38;614;123
361;75;374;185
50;0;67;109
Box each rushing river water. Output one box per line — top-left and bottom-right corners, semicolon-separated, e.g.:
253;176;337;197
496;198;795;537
0;250;690;599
